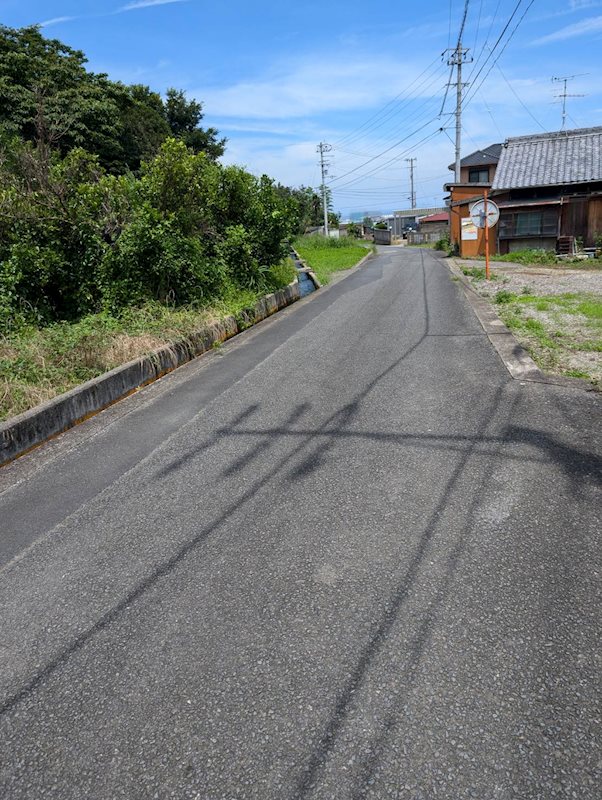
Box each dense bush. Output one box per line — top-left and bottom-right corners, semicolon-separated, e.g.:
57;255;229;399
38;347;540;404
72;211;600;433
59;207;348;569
0;138;299;329
0;25;312;334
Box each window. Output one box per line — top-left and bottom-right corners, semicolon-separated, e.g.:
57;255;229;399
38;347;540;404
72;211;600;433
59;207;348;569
468;168;489;183
498;209;558;238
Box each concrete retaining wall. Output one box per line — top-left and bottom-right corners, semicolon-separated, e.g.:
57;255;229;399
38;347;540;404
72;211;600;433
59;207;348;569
0;282;300;466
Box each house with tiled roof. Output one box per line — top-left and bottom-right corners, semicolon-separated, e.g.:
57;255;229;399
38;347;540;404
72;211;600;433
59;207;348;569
492;127;602;254
444;127;602;257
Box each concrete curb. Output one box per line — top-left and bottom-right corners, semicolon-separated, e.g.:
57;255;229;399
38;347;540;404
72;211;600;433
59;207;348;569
0;282;300;467
446;257;595;391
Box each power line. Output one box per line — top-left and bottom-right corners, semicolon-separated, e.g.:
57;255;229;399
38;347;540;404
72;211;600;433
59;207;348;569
332;57;443;147
472;0;484;52
334;62;448;152
494;61;547;132
467;0;502;83
328;118;439;186
331;128;444;191
463;0;535;109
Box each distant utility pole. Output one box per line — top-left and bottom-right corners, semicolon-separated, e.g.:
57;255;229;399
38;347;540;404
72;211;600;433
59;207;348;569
443;0;472;182
317;142;333;236
552;75;587;130
405;158;417;208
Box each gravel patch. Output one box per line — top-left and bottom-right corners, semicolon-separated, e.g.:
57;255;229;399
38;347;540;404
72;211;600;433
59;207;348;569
454;259;602;297
450;258;601;387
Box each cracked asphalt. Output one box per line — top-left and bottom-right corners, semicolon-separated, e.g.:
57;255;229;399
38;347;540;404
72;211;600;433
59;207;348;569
0;246;600;799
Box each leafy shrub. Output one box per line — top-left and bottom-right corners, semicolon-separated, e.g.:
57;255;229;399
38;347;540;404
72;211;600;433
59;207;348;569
99;207;227;310
0;137;298;329
434;233;452;253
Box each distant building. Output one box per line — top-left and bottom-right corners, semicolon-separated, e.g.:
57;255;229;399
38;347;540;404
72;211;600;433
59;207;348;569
418;212;450;236
389;207;447;237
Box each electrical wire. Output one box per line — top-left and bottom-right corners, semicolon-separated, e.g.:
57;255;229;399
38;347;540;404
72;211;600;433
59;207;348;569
331;127;444;191
472;0;484;52
493;60;547;132
464;0;534;108
328;118;439;185
332;56;443;147
333;61;448;150
466;0;502;83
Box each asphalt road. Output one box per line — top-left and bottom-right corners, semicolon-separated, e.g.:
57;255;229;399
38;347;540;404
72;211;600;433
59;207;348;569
1;246;600;799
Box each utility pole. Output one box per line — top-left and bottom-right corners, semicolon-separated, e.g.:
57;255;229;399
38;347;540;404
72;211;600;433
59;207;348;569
446;44;471;182
552;75;586;130
443;1;472;182
317;142;332;236
405;158;417;208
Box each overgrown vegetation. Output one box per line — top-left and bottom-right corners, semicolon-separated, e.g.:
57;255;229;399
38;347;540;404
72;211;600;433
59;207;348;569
0;24;329;420
461;266;500;281
294;235;374;285
434;233;453;254
491;249;602;269
0;280;301;422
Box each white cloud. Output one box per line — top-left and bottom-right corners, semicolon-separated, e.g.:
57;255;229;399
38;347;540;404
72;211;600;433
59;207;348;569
40;16;76;27
533;14;602;43
197;56;444;120
119;0;188;11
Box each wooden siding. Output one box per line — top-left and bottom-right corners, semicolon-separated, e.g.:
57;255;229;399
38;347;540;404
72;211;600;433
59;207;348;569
587;198;602;245
560;198;588;240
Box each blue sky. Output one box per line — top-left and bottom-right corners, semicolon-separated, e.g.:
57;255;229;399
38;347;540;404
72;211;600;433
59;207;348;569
3;0;602;218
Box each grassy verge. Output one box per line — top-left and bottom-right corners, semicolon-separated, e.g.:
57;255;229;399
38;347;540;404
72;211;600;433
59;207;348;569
294;235;374;285
490;248;602;270
0;263;296;422
493;290;602;386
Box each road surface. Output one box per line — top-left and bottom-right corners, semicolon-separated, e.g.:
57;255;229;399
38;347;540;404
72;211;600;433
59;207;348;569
1;247;600;799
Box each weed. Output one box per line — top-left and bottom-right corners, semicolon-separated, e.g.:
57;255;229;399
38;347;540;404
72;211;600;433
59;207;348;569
462;266;486;280
494;290;515;304
563;369;590;379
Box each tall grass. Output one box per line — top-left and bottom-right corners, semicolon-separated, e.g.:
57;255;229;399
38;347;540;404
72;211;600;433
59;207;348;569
0;260;296;422
294;235;373;284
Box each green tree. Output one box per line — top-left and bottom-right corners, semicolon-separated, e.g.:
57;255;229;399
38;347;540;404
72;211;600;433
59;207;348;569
0;26;226;173
164;88;226;160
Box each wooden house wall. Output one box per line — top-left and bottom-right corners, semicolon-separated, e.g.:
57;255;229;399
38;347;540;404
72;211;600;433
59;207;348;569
587;198;602;245
560;198;588;240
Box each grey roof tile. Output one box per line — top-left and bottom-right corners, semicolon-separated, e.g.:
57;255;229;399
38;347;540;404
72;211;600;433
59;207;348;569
492;126;602;189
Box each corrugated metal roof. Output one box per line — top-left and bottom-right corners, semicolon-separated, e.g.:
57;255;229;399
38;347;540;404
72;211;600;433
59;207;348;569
492;127;602;189
419;212;449;223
